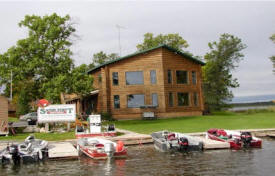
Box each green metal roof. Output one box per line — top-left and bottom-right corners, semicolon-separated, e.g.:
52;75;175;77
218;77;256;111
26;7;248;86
87;44;205;74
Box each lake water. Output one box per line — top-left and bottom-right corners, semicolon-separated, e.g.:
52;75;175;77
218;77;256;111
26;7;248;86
1;139;275;176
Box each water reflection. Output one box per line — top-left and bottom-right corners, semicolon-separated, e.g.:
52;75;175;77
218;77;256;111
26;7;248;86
1;140;275;176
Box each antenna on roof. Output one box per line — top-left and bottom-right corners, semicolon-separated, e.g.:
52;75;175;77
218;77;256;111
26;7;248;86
116;24;126;56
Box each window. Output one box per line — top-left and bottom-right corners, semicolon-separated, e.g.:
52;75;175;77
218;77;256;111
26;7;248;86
169;92;173;107
192;71;197;85
176;71;188;84
112;72;119;86
150;70;157;84
177;93;189;106
168;70;172;84
152;93;158;106
127;94;145;108
193;93;198;106
114;95;120;109
126;71;144;85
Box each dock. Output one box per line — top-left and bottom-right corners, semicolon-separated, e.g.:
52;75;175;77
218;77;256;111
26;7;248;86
48;142;78;160
108;128;153;145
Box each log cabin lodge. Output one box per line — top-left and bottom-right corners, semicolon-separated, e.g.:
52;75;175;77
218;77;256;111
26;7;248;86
64;45;205;120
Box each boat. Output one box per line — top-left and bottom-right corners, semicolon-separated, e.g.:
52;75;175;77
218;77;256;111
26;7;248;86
206;129;262;149
151;131;204;152
77;138;127;160
0;135;48;165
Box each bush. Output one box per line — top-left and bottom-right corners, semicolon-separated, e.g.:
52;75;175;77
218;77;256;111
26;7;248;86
101;112;115;121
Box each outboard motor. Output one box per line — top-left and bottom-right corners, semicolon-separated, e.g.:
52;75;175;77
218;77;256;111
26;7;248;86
108;124;115;132
9;144;20;165
240;132;253;147
178;137;189;151
76;125;84;133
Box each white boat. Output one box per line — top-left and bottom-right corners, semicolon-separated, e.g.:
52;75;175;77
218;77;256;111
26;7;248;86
0;135;48;165
151;131;203;152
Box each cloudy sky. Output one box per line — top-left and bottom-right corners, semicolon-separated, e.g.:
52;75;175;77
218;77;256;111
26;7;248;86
0;1;275;97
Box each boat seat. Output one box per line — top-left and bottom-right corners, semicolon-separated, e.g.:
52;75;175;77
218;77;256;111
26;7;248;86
95;143;104;148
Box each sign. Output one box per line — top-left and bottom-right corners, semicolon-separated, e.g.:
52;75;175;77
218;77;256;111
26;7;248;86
38;104;76;123
89;115;101;133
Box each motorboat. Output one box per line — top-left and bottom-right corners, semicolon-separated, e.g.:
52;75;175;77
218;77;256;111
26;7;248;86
151;131;204;152
206;129;262;149
77;138;127;160
0;135;48;165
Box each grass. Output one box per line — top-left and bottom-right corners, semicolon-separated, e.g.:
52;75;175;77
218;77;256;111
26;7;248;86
0;132;75;141
113;110;275;134
8;117;19;122
2;109;275;140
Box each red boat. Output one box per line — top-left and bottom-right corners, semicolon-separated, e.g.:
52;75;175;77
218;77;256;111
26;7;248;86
77;138;127;160
206;129;262;150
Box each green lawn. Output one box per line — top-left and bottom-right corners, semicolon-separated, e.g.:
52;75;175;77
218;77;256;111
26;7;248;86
8;117;19;122
113;111;275;134
0;132;75;141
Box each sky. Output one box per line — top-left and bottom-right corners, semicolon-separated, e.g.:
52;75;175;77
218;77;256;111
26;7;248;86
0;0;275;97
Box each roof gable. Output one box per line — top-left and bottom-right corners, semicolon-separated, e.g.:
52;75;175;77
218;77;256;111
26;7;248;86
87;44;205;74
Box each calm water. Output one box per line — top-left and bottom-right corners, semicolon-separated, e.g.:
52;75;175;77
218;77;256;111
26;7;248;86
1;139;275;176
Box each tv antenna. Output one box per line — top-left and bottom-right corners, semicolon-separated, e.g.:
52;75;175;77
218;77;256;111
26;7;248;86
116;24;126;56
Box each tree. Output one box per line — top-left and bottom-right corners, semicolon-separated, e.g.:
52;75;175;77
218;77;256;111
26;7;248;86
92;51;119;66
203;33;246;111
136;33;189;51
270;34;275;73
0;13;93;112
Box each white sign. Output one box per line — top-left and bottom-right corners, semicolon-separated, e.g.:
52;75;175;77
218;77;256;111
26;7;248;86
89;115;101;133
38;104;76;123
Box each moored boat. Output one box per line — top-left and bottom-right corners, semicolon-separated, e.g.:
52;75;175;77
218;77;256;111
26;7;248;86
151;131;203;152
77;138;127;160
0;135;48;165
206;129;262;149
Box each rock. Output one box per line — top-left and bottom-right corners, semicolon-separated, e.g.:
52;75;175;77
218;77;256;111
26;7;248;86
23;126;40;133
40;127;46;133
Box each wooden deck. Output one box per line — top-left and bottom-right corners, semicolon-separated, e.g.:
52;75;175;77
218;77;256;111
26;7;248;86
48;142;78;160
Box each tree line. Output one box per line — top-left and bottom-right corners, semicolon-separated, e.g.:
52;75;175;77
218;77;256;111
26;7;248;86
0;13;273;116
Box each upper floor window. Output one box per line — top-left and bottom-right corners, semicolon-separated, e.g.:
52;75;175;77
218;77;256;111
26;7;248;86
192;71;197;85
177;92;189;106
168;70;172;84
126;71;144;85
169;92;173;107
127;94;145;108
152;93;158;106
112;72;119;86
114;95;120;109
176;70;188;84
150;70;157;84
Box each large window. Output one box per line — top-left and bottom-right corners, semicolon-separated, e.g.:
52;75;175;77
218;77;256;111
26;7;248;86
150;70;157;84
168;70;172;84
176;71;188;84
127;94;145;108
192;71;197;85
152;93;158;106
193;93;198;106
114;95;120;109
169;92;173;107
126;71;144;85
112;72;119;86
177;93;189;106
